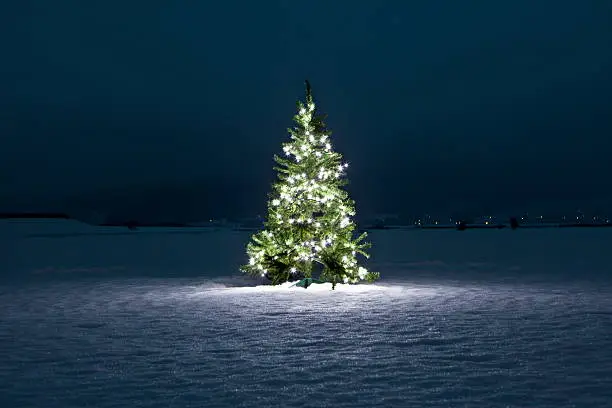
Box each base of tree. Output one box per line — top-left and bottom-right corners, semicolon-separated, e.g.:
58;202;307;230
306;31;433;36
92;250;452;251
262;271;307;283
292;278;327;288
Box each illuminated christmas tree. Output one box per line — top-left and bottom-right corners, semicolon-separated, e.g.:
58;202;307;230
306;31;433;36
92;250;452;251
240;81;379;288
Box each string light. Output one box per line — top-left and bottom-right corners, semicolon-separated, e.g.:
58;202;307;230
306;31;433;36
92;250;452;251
241;84;378;286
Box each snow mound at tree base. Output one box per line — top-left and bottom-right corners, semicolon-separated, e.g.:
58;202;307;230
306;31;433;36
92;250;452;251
281;281;381;293
208;281;390;295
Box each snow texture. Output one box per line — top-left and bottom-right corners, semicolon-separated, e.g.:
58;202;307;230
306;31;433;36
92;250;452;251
1;219;612;407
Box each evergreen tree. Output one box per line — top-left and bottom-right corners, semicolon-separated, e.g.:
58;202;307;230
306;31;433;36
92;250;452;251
240;81;379;288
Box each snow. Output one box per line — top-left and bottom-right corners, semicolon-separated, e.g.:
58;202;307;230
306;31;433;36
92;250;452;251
1;219;612;407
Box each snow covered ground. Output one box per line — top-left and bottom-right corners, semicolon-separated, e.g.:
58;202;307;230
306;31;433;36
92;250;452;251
1;219;612;407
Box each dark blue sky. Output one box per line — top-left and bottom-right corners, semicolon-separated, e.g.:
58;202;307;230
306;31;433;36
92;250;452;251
1;1;611;221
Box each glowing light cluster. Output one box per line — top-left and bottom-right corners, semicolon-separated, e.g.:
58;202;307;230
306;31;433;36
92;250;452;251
240;82;379;287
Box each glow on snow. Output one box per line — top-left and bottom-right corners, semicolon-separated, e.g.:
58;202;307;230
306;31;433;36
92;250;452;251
191;281;446;299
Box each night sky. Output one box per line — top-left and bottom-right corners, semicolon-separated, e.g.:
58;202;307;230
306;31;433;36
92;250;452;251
1;1;611;222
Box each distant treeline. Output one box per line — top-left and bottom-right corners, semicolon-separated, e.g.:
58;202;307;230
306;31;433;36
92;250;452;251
415;222;612;230
363;216;612;231
0;212;71;219
0;213;189;228
2;213;611;231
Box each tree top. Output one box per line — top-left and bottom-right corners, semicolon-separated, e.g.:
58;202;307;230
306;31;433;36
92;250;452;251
305;79;312;102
